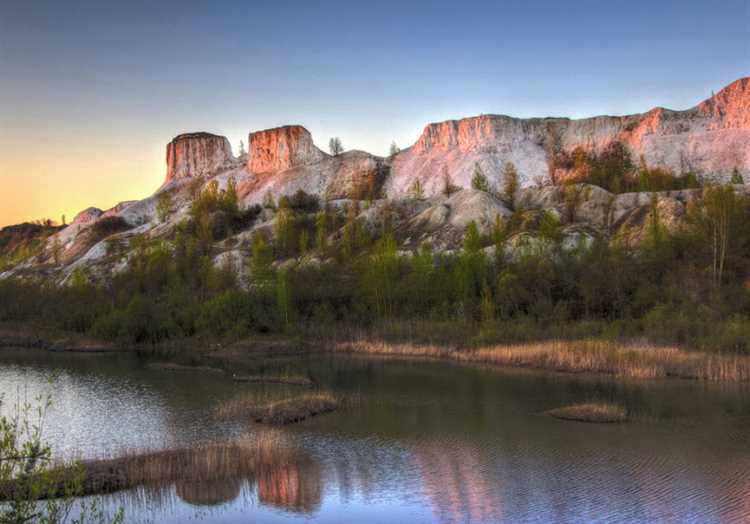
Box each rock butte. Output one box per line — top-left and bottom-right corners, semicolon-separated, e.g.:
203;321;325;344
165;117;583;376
165;132;235;183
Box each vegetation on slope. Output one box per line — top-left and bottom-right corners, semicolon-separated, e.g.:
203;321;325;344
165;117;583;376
2;145;750;358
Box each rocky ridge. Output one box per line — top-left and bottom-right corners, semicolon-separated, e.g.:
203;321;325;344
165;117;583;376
2;77;749;281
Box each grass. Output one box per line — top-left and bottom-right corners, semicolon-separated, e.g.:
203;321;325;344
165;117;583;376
334;338;750;381
216;393;338;425
545;402;627;423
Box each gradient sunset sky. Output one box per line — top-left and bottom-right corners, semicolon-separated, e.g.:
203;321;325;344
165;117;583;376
1;1;748;227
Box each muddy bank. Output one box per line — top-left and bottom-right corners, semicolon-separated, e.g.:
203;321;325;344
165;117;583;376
0;325;117;352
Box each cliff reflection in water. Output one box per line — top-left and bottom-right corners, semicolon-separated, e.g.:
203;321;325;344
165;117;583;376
414;441;501;524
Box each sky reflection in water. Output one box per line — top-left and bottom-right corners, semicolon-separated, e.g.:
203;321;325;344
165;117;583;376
2;349;750;523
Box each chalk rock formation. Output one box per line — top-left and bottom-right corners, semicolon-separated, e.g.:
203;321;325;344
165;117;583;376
166;132;234;183
71;207;103;226
248;125;326;174
388;77;750;197
240;125;387;204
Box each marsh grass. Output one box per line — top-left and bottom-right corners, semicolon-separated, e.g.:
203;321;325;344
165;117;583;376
215;393;338;425
335;339;750;381
82;433;292;497
546;402;627;423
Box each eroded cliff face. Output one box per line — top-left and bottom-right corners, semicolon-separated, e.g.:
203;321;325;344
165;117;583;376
388;77;750;197
166;132;234;183
248;126;326;174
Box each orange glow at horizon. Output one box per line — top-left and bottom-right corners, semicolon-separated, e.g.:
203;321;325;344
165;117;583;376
0;136;164;228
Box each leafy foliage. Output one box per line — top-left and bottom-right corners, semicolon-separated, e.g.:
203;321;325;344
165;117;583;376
5;183;750;354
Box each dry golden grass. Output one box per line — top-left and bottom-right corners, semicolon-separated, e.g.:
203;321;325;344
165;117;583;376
546;402;627;423
0;432;295;499
216;393;338;425
334;338;750;381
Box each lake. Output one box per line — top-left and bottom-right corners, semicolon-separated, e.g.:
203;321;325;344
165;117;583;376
1;348;749;523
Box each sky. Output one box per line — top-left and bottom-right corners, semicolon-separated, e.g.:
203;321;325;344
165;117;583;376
1;0;748;227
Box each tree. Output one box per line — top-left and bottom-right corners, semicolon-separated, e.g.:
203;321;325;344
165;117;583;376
273;204;297;257
389;141;400;157
156;191;173;223
0;392;124;524
220;177;239;217
341;201;367;260
329;137;343;156
471;163;490;192
249;232;275;289
502;161;520;209
410;178;424;199
480;280;495;324
362;231;399;317
442;166;458;197
463;221;482;254
315;208;330;253
731;167;744;185
276;268;291;327
688;185;739;287
262;191;276;210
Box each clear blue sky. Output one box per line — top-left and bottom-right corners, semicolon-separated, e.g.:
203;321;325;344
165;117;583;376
1;0;748;226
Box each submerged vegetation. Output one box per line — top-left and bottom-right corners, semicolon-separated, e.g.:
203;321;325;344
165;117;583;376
545;402;627;423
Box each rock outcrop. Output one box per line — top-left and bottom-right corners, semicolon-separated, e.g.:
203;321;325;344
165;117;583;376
166;132;234;183
248;125;326;174
388;77;750;197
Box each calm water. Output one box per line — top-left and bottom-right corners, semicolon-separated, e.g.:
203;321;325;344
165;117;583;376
2;348;750;523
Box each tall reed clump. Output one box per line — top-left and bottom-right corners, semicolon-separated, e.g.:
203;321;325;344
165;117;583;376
335;339;750;381
80;432;294;496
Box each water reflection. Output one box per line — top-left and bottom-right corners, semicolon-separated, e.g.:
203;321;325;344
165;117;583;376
5;349;750;523
256;456;322;513
175;479;242;507
415;442;500;524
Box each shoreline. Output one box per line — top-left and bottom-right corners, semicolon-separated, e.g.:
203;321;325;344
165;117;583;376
3;323;750;383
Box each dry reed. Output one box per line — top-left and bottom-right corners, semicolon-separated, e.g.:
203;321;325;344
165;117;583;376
215;393;338;425
334;339;750;381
